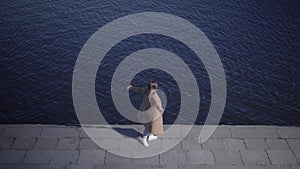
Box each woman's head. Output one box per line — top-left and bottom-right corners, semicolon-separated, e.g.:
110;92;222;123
148;80;158;90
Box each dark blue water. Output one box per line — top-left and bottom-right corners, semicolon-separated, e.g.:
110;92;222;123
1;0;299;125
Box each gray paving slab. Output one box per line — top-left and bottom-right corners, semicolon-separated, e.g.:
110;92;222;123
2;126;43;137
79;138;100;150
0;150;26;164
56;138;80;150
178;164;207;169
104;152;132;164
131;155;159;165
160;149;187;165
94;164;123;169
65;164;94;169
34;138;58;149
77;150;105;165
0;164;39;169
23;150;54;164
207;165;236;169
291;165;300;169
231;126;279;138
213;150;242;165
287;139;300;150
202;139;225;150
240;150;270;165
41;127;80;138
293;150;300;164
277;127;300;138
0;138;14;149
50;150;79;164
11;138;36;150
224;138;246;150
186;150;215;164
244;139;268;150
266;139;290;150
267;150;298;165
38;164;65;169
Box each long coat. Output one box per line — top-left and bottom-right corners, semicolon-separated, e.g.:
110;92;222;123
130;86;164;135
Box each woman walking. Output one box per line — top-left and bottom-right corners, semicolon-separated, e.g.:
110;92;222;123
127;81;164;147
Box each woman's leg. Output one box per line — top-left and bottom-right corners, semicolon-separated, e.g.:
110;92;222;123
142;128;149;147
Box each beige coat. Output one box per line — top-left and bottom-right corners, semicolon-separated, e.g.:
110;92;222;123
131;86;164;135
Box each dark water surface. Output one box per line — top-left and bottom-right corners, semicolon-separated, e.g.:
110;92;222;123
1;0;299;125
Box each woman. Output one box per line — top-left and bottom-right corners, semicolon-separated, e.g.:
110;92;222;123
127;81;164;147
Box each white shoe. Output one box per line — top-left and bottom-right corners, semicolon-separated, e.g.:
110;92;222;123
142;136;149;147
148;134;158;141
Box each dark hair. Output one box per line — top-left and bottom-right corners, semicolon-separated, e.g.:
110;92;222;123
148;80;158;89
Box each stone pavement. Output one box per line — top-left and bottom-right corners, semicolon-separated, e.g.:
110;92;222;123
0;124;299;169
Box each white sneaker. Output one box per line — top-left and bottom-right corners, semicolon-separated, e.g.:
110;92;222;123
142;136;149;147
148;134;158;141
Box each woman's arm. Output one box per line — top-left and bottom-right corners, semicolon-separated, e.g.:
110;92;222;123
127;85;146;94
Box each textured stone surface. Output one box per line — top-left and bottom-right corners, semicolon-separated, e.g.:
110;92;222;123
0;124;299;169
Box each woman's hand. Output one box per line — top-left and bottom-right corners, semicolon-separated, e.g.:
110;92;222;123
127;85;132;90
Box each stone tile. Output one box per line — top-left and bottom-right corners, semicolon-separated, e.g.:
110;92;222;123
94;164;123;169
41;127;80;138
0;138;14;149
277;127;300;138
267;150;298;165
210;126;232;138
224;138;246;150
38;164;65;169
178;164;207;169
244;139;268;150
11;138;36;149
23;150;54;164
35;138;58;149
104;152;131;164
0;150;26;164
202;139;225;150
131;155;159;165
56;138;79;149
121;164;152;169
1;164;39;169
240;150;270;165
186;150;215;164
65;164;94;169
79;138;100;150
150;164;179;169
181;136;202;150
231;126;279;138
293;150;300;163
50;150;79;164
160;149;187;165
287;139;300;150
291;165;300;169
213;150;242;165
235;165;291;169
93;138;119;150
78;150;105;164
2;126;43;137
266;139;290;150
161;138;182;151
119;138;139;150
207;165;235;169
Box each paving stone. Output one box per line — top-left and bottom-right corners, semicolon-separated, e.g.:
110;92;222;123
150;164;179;169
181;136;202;150
178;164;207;169
186;150;215;164
207;165;235;169
50;150;79;164
131;155;159;165
11;138;36;149
266;139;290;150
93;138;119;150
65;164;94;169
94;164;123;169
161;138;182;151
202;139;225;150
121;164;152;169
277;127;300;138
119;138;139;150
244;139;268;150
240;150;270;165
160;149;187;165
287;139;300;150
56;138;79;149
23;150;54;164
224;138;246;150
0;150;26;164
34;138;58;149
231;126;278;138
2;126;43;137
79;138;100;149
38;164;65;169
267;150;298;165
293;150;300;163
0;138;14;149
291;165;300;169
78;150;105;164
210;127;232;138
235;165;291;169
213;150;242;165
0;164;39;169
41;127;80;138
105;152;131;164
